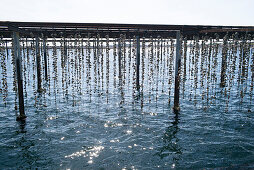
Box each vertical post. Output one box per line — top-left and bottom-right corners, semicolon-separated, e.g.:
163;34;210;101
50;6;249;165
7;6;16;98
97;35;99;59
64;37;67;57
63;37;67;66
13;32;26;120
118;37;124;104
173;31;181;112
5;40;9;59
220;35;228;87
43;38;48;81
161;38;163;61
25;37;28;55
136;36;140;91
36;36;42;92
118;37;122;80
81;38;84;56
182;37;187;96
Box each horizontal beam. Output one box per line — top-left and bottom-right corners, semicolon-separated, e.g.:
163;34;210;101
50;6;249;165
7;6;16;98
1;21;254;30
8;25;31;36
1;21;254;39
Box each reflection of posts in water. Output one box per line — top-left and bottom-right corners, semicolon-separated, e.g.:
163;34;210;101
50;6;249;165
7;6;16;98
16;121;38;169
157;113;182;165
18;119;27;133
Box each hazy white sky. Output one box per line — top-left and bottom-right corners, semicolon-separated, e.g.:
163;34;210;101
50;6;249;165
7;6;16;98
1;0;253;26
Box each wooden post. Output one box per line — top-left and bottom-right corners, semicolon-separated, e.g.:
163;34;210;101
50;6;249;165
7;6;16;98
118;37;122;80
220;35;228;87
43;38;48;81
97;35;99;60
161;38;163;61
13;32;26;121
5;40;9;59
36;36;42;92
81;38;84;56
63;37;67;67
173;31;181;112
136;36;140;91
64;38;67;57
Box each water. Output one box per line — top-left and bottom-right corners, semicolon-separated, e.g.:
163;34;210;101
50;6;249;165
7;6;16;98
0;37;254;169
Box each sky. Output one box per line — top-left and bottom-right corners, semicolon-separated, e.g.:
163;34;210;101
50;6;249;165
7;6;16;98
1;0;254;26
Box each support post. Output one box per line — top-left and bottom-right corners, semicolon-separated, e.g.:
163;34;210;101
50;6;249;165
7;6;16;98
5;40;9;59
36;36;42;92
220;35;228;87
81;38;84;56
173;31;181;112
64;38;67;57
161;38;163;61
118;37;122;80
63;38;67;66
136;36;140;91
43;38;48;81
13;32;26;120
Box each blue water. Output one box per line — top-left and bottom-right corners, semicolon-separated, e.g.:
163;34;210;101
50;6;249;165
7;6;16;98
1;39;254;169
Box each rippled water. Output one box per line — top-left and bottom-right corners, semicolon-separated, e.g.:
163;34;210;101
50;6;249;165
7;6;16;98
1;41;254;169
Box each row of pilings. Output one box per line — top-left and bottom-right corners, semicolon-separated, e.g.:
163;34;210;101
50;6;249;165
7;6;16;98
0;32;254;120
